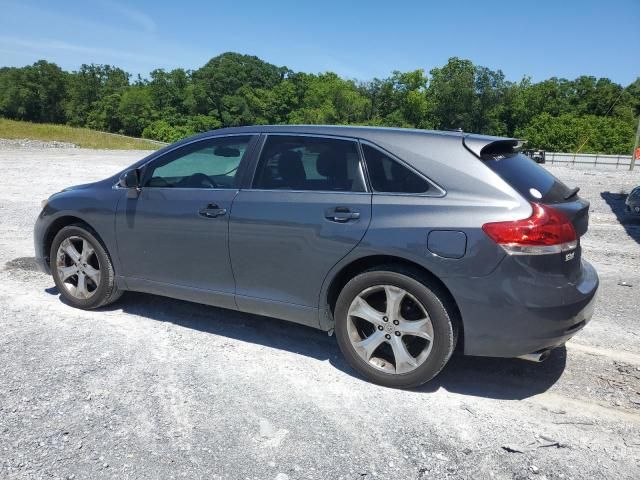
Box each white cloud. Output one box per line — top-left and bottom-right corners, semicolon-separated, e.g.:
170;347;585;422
0;1;203;74
0;35;164;65
97;0;157;33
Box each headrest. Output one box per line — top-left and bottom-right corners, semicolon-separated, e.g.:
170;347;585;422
317;150;347;178
278;150;305;182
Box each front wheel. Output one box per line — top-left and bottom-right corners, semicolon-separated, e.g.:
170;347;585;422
50;225;122;309
335;266;457;388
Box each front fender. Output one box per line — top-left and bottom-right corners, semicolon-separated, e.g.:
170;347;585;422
34;181;123;273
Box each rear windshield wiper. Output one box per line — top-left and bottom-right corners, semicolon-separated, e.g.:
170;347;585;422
564;186;580;200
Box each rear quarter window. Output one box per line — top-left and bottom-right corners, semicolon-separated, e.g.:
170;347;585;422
362;143;435;194
482;153;573;203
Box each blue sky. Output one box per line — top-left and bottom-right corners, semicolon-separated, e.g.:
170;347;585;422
0;0;638;85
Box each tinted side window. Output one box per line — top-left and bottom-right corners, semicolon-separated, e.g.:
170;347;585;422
482;153;572;203
253;135;365;192
362;144;432;194
144;136;253;189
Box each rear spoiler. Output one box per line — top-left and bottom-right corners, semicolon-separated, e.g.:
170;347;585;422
463;135;526;158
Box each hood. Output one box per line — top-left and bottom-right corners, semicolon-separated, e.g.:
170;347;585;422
60;181;99;192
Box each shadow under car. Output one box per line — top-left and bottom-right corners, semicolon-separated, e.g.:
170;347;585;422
60;287;567;400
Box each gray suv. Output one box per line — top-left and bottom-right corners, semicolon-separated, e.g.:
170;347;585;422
34;126;598;387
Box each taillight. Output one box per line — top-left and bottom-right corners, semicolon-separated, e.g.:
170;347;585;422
482;203;577;255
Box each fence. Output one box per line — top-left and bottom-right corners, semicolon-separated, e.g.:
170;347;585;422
545;152;633;169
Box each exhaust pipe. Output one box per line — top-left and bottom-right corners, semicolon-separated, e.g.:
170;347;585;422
517;349;552;363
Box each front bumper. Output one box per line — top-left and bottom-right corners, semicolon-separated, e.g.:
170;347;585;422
450;259;598;358
625;202;640;215
35;256;50;274
626;190;640;214
34;210;51;275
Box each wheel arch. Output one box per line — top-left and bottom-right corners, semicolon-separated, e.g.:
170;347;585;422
42;215;101;267
323;254;464;350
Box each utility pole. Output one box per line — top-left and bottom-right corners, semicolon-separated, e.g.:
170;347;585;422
631;115;640;171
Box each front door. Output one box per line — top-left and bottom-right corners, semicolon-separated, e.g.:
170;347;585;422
115;135;257;308
229;134;372;324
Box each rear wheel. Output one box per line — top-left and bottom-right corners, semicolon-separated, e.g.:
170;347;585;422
335;266;457;388
50;225;122;309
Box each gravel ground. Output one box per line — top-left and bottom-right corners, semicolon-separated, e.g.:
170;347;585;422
0;146;639;480
0;139;77;149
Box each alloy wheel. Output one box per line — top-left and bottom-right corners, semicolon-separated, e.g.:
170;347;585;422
347;285;434;374
55;236;102;299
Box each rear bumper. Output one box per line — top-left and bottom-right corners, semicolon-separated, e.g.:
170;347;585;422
451;258;598;358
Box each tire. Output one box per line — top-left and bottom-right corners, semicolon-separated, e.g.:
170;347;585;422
335;265;457;388
50;224;123;309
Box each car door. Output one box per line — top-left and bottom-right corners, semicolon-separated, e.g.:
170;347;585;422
115;134;258;309
229;134;372;326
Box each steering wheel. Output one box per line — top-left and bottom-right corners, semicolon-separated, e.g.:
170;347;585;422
147;176;171;188
179;173;218;188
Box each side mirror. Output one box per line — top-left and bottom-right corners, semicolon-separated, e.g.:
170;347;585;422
119;169;140;188
118;169;141;197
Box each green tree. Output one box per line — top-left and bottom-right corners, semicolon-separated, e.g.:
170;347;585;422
142;120;191;143
570;76;633;119
626;78;640;117
117;87;154;136
141;114;221;143
65;64;129;127
288;72;370;124
472;66;508;135
427;57;476;131
148;68;191;118
0;67;33;120
191;52;288;122
516;113;635;154
1;54;639;154
363;70;430;128
86;93;122;132
0;61;67;123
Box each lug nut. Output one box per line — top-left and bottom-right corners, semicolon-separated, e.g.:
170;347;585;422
383;316;389;322
393;320;399;325
385;334;391;340
395;331;401;336
377;325;384;331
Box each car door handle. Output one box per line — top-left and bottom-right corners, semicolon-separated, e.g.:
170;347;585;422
325;207;360;223
198;203;227;218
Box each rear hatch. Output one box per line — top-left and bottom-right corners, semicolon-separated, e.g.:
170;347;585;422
468;138;589;281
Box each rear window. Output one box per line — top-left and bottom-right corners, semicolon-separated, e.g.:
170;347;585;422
482;153;573;203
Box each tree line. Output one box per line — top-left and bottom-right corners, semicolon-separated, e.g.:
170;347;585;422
0;52;638;154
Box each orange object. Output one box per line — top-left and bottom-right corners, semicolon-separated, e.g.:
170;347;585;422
636;147;640;160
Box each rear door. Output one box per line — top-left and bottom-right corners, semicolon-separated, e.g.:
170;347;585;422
229;134;372;323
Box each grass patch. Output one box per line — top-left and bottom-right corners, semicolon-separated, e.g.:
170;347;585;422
0;118;162;150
